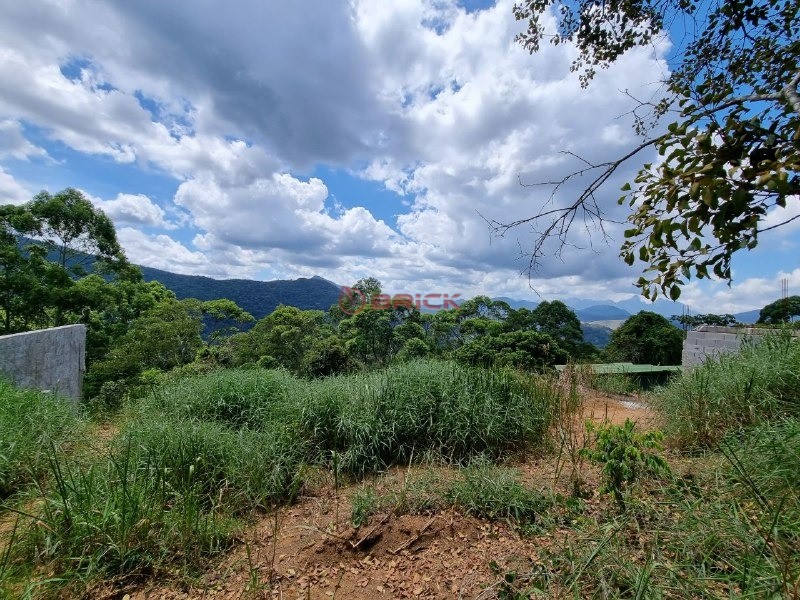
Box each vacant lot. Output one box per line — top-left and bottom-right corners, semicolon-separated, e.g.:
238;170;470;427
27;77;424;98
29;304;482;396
1;343;798;599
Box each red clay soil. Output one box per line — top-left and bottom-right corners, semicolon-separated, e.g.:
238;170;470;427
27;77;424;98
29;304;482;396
95;394;654;600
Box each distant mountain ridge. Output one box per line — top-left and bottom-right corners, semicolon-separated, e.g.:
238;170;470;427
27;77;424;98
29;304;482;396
16;237;762;324
139;267;343;320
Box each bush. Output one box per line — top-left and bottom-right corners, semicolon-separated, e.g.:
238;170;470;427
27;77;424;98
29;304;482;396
581;420;669;509
657;333;800;448
0;379;83;499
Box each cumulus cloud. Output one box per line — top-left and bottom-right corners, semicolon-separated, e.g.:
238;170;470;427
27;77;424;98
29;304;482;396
0;0;787;309
0;119;47;160
0;167;31;204
116;228;252;279
679;268;800;314
88;192;178;230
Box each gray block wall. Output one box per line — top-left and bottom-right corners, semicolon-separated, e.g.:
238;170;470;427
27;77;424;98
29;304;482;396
0;325;86;401
682;325;796;368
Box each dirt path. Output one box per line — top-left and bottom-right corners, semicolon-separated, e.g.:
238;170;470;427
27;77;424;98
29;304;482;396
108;394;657;600
579;387;658;429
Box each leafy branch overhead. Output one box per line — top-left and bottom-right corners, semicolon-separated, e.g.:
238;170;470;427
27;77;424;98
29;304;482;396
506;0;799;299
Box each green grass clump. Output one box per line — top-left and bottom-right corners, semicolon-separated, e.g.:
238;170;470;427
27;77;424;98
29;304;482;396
445;461;546;523
14;417;305;583
116;417;306;511
136;367;299;430
0;379;84;500
18;442;234;581
657;333;800;448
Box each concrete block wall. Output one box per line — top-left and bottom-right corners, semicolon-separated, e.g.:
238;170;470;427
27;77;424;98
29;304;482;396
682;325;797;368
0;325;86;401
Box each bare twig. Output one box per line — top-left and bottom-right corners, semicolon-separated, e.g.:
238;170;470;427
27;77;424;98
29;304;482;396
390;516;437;554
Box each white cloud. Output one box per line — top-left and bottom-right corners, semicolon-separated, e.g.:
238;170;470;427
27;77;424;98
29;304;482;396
116;228;251;279
0;119;47;160
0;167;31;204
88;192;178;230
679;268;800;314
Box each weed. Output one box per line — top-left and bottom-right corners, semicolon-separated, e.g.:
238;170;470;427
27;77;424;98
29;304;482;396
350;487;377;527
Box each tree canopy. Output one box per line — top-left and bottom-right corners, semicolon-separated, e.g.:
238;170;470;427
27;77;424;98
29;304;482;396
671;313;739;329
757;296;800;324
508;0;799;299
606;311;684;365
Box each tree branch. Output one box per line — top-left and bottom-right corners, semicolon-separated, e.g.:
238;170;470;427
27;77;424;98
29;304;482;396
782;71;800;116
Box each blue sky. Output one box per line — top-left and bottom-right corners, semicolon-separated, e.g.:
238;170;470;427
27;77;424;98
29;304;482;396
0;0;797;312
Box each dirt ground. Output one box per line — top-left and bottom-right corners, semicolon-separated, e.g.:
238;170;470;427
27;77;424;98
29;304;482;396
100;391;653;600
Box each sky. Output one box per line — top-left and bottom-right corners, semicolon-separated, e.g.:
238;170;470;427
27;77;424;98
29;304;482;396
0;0;797;313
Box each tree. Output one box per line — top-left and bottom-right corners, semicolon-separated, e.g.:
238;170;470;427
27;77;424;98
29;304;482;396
453;330;568;371
529;300;590;355
85;298;206;395
303;336;352;376
504;0;799;299
606;311;684;365
0;189;130;331
228;305;328;372
340;306;397;365
200;298;254;345
757;296;800;324
28;188;126;275
671;312;738;330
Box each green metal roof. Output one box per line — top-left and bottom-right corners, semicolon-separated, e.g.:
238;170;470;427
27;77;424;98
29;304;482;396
555;362;682;374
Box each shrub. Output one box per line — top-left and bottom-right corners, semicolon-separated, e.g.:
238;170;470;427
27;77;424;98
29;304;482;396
581;420;670;509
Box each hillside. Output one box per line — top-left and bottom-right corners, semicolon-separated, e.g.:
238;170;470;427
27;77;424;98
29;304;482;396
139;267;343;320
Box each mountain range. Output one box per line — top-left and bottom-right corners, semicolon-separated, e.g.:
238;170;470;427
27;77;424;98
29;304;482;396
139;268;761;324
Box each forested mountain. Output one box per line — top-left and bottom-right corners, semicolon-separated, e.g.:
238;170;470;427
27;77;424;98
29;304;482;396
139;267;343;320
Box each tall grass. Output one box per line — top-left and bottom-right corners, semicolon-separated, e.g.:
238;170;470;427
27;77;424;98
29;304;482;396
21;441;234;580
0;379;83;500
135;360;561;477
6;359;560;588
15;418;306;582
300;361;559;475
657;333;800;448
141;367;299;430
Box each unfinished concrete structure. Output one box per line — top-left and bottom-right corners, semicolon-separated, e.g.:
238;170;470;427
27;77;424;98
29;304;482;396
0;324;86;401
682;325;797;368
